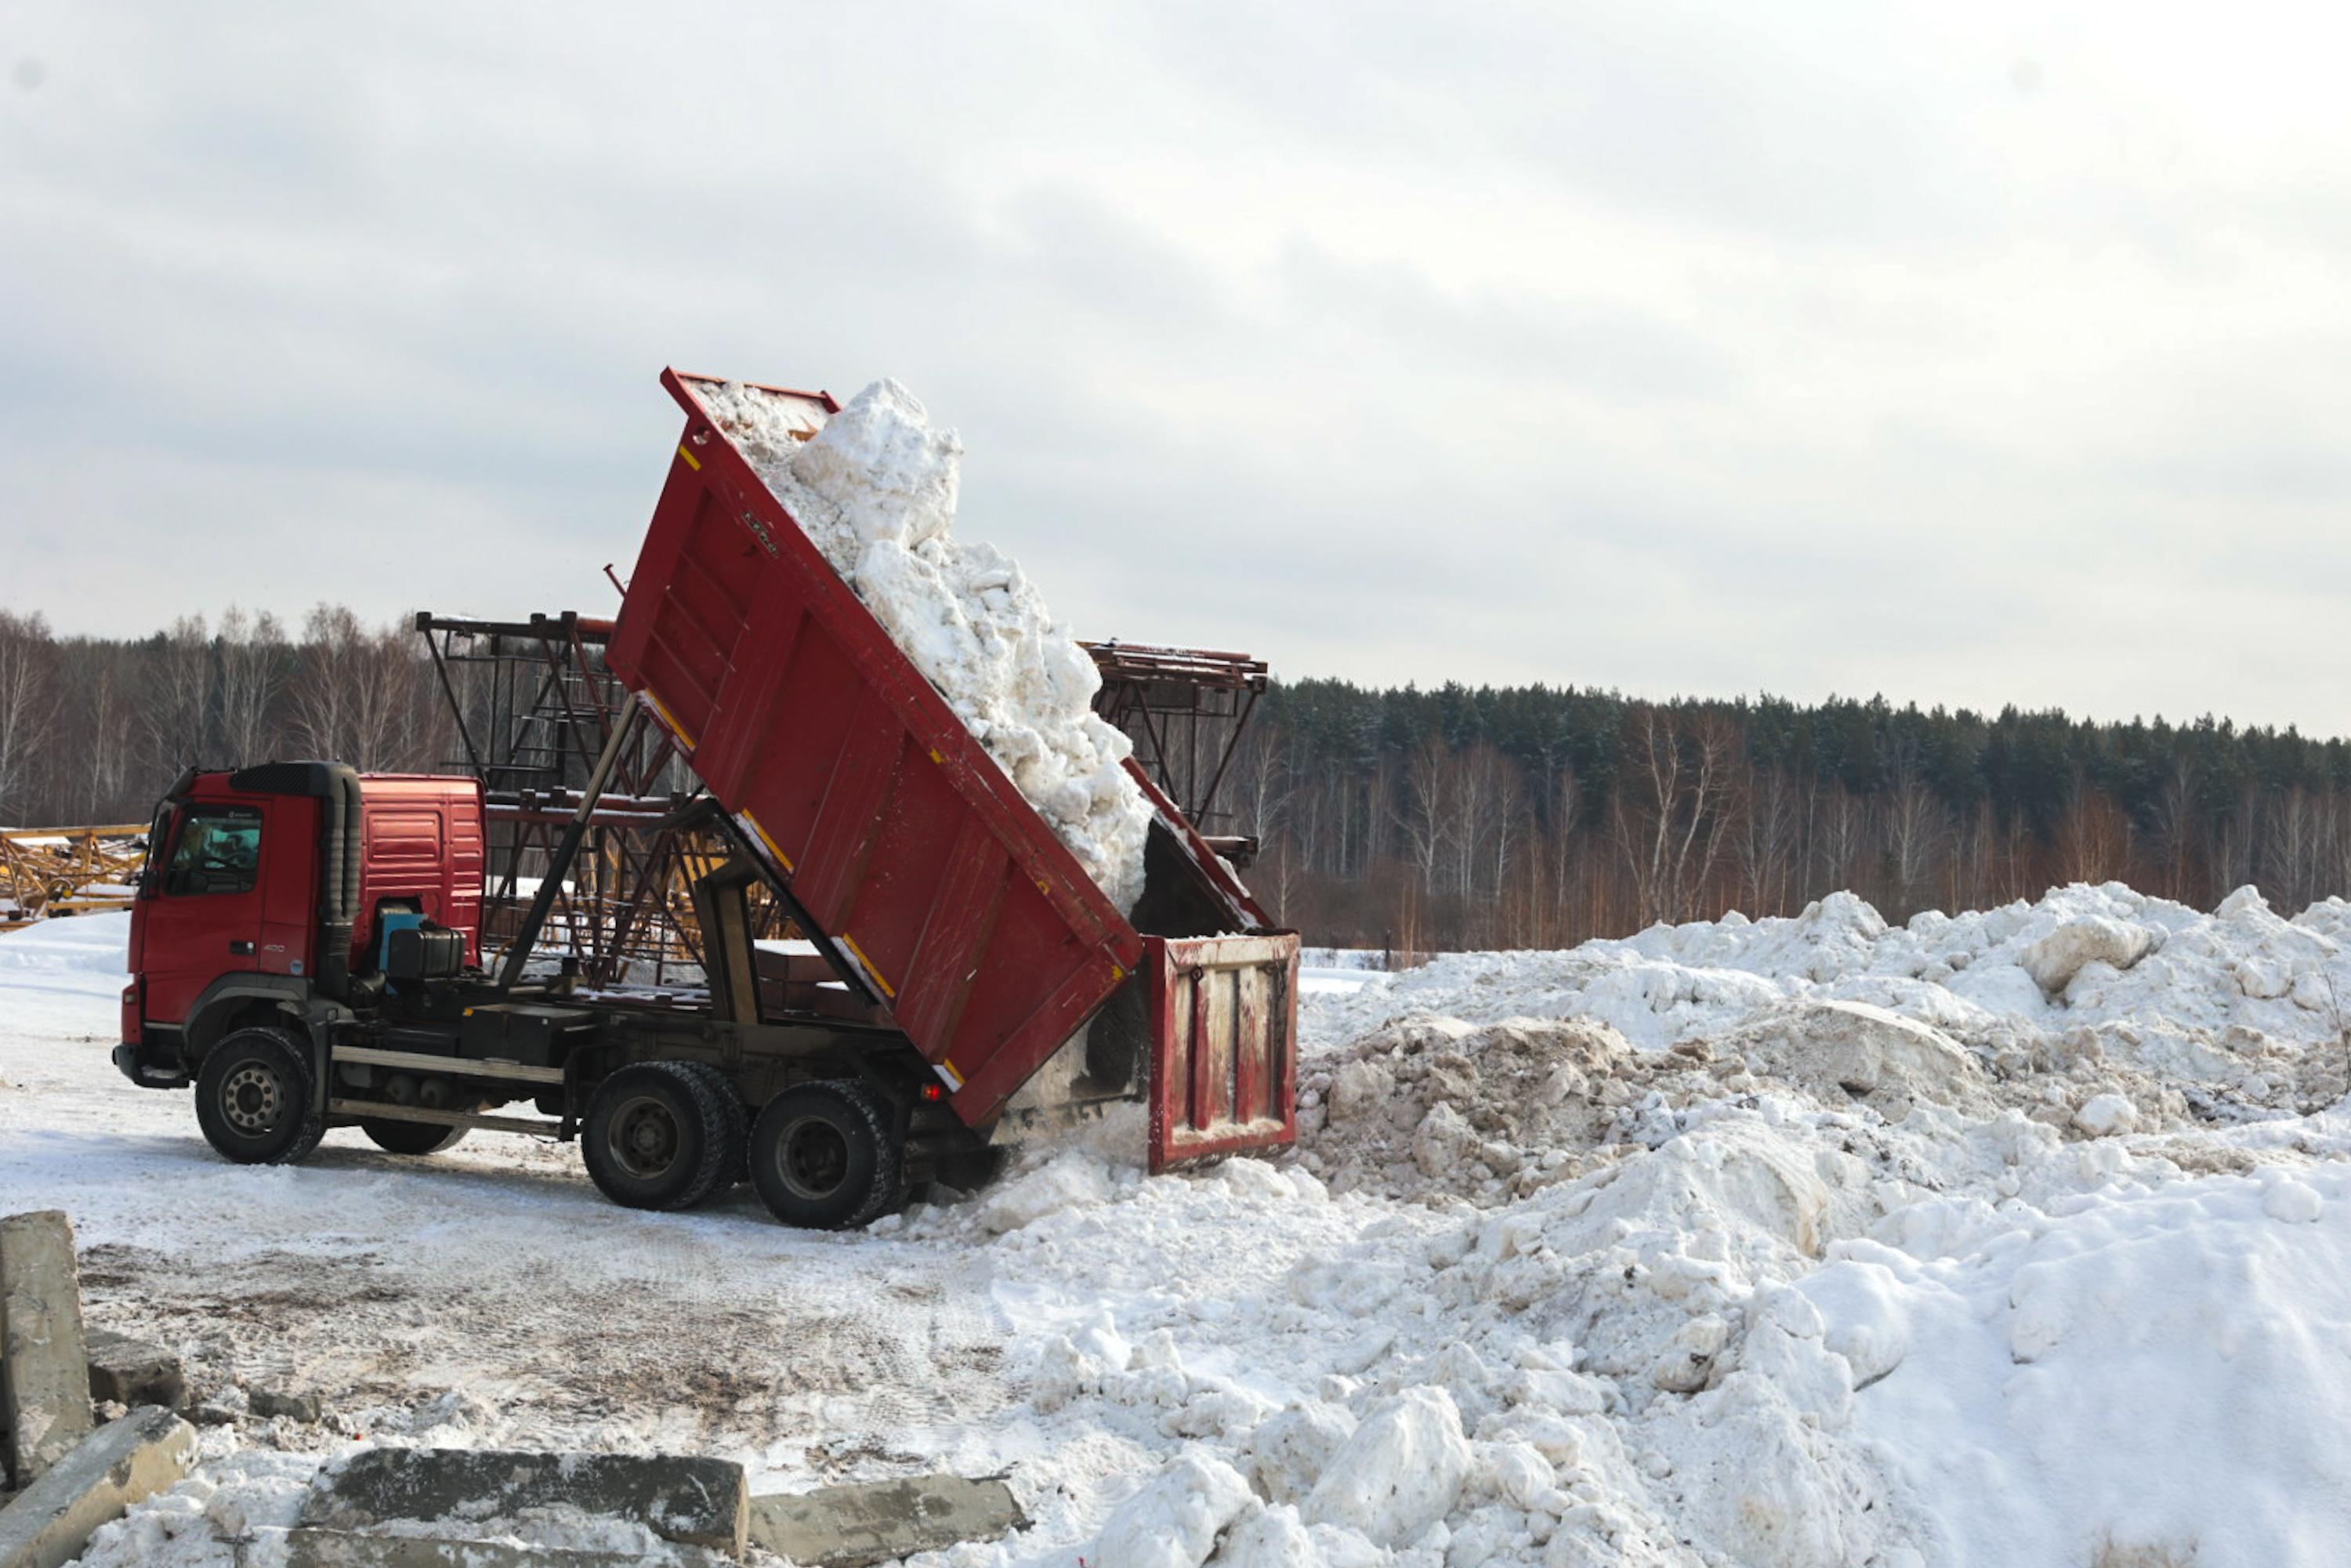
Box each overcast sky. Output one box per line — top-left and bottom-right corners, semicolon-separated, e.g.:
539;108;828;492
4;2;2348;731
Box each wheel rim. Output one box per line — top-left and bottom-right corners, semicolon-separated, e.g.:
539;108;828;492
607;1094;683;1180
775;1114;850;1200
220;1062;284;1135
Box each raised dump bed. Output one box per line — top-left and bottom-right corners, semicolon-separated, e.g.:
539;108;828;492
607;370;1295;1159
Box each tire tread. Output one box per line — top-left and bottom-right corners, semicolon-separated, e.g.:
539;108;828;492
749;1079;904;1230
580;1059;740;1211
194;1026;326;1166
671;1061;749;1201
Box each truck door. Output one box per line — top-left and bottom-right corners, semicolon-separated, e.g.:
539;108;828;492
140;802;270;1027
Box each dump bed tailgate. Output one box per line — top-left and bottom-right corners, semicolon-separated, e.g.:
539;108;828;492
1145;932;1300;1173
607;371;1145;1125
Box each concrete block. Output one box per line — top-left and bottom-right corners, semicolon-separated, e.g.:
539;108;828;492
0;1212;92;1486
0;1405;198;1568
303;1448;747;1555
250;1389;323;1423
281;1526;732;1568
83;1331;185;1413
748;1474;1028;1567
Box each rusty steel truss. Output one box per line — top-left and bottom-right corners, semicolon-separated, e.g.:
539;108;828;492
415;610;794;987
1083;641;1268;863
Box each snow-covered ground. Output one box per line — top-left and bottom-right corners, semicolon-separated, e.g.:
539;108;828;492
8;882;2351;1566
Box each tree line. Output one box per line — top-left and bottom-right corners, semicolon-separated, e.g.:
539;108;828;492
0;607;447;827
7;609;2351;951
1227;679;2351;953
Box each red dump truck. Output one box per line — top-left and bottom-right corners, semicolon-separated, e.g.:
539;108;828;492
112;368;1299;1227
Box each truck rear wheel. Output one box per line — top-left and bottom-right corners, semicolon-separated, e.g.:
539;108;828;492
581;1061;735;1211
670;1062;748;1191
360;1119;469;1156
749;1081;903;1230
194;1027;327;1166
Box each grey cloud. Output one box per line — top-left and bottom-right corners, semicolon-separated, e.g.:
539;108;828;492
5;0;2351;737
1140;0;2005;248
1273;244;1738;398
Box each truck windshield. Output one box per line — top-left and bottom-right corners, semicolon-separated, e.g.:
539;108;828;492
165;806;264;896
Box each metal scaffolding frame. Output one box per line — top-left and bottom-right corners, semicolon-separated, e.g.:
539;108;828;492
412;615;1275;975
415;610;791;987
1083;642;1269;862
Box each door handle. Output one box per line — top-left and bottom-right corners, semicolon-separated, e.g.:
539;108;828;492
229;940;256;956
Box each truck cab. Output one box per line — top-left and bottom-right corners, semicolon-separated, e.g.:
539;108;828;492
118;763;484;1088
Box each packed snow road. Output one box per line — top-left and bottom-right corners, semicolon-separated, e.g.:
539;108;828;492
0;917;1020;1465
9;883;2351;1566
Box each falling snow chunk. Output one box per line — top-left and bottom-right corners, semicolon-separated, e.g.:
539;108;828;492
1090;1453;1255;1568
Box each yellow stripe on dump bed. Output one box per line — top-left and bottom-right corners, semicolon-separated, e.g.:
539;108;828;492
838;932;895;998
640;691;696;752
738;812;794;873
677;444;701;471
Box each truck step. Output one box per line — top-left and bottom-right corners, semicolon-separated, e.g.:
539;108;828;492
328;1100;564;1138
332;1047;565;1086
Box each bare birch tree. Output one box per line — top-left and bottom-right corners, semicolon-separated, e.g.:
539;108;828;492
0;611;56;824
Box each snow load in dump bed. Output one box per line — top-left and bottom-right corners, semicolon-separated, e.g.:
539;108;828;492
607;370;1290;1150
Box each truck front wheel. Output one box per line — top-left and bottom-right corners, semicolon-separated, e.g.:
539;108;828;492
749;1081;903;1230
194;1027;327;1166
581;1062;735;1211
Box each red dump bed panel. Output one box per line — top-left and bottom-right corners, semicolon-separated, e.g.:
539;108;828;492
607;371;1146;1126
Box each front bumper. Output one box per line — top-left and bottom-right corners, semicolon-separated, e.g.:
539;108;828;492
114;1037;190;1090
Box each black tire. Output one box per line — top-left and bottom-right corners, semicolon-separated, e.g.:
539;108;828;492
580;1061;735;1211
749;1080;903;1230
671;1062;749;1196
360;1119;469;1156
194;1027;327;1166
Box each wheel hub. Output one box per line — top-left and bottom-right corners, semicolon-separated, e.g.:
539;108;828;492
220;1063;282;1134
777;1116;850;1199
608;1096;682;1179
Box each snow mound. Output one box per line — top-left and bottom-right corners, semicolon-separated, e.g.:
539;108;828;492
1299;1015;1673;1203
1306;882;2351;1113
1301;1385;1472;1546
697;378;1151;911
2021;914;2156;994
1729;998;1987;1117
28;884;2351;1568
980;1149;1119;1233
1831;1161;2351;1566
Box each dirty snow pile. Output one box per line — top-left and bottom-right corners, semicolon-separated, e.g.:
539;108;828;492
967;1091;2351;1567
696;378;1151;911
954;882;2351;1568
1311;882;2351;1117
